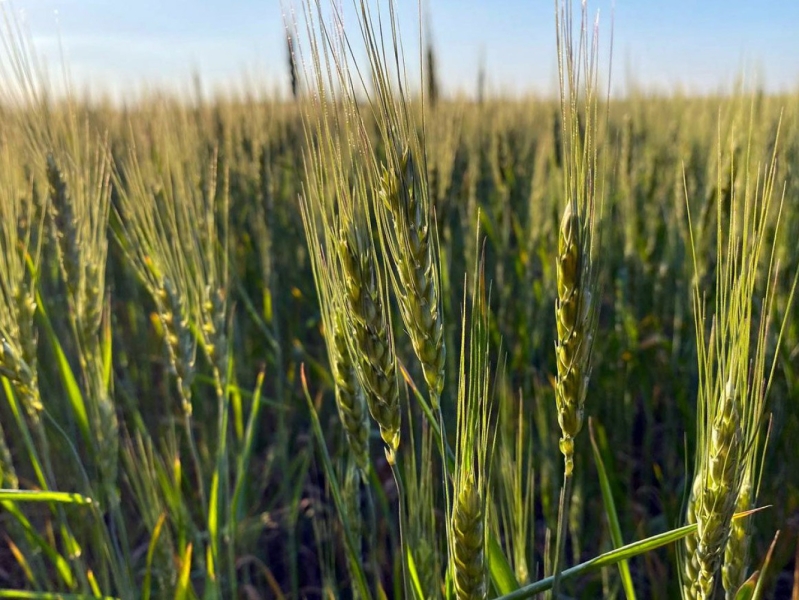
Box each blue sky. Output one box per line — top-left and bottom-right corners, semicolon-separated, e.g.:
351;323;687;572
9;0;799;99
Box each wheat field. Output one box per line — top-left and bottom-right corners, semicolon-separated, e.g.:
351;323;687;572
0;1;797;599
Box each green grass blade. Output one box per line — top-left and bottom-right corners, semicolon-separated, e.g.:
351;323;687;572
589;419;636;600
0;490;93;504
496;523;699;599
231;370;265;522
0;592;119;599
2;500;74;588
751;530;779;600
35;291;91;449
175;542;196;600
300;365;373;600
101;303;113;390
142;512;167;600
2;379;47;490
406;545;425;600
207;470;219;586
489;533;521;595
734;573;757;600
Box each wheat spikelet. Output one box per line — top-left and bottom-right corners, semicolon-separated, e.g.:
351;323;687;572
551;0;601;484
338;221;400;453
156;275;197;412
554;201;592;476
378;145;446;405
47;154;81;301
450;255;493;600
48;143;118;488
0;420;17;489
46;146;110;346
202;287;227;363
332;315;371;471
0;152;43;420
722;474;752;598
195;157;231;397
453;475;486;600
300;190;373;471
682;475;701;600
683;378;743;599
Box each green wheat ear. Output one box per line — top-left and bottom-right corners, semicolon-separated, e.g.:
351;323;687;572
453;474;487;600
551;0;602;479
338;219;401;454
301;189;372;473
331;312;372;472
681;116;796;600
450;252;494;600
378;145;446;407
554;200;592;476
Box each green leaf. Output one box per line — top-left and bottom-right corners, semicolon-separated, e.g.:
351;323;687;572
496;522;699;599
231;370;265;522
35;291;91;450
406;545;425;600
751;530;780;600
0;592;119;599
489;533;521;595
2;379;47;492
1;500;75;588
142;513;167;600
174;543;196;600
0;490;93;504
301;365;373;600
101;302;113;390
734;572;757;600
589;419;637;600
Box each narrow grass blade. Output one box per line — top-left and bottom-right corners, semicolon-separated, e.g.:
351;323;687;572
87;569;101;597
231;369;265;522
142;513;167;600
229;364;244;442
35;291;91;449
1;501;74;588
101;302;113;390
207;470;219;586
5;537;36;586
0;490;93;504
751;530;779;600
734;572;758;600
2;379;47;490
175;542;196;600
497;505;766;600
406;545;425;599
300;365;373;600
589;419;636;600
489;533;522;595
0;593;119;599
496;522;699;599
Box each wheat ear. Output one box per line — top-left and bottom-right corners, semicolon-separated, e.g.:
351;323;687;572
301;192;372;472
338;219;401;455
682;117;794;600
378;145;446;406
554;200;592;476
450;254;494;600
